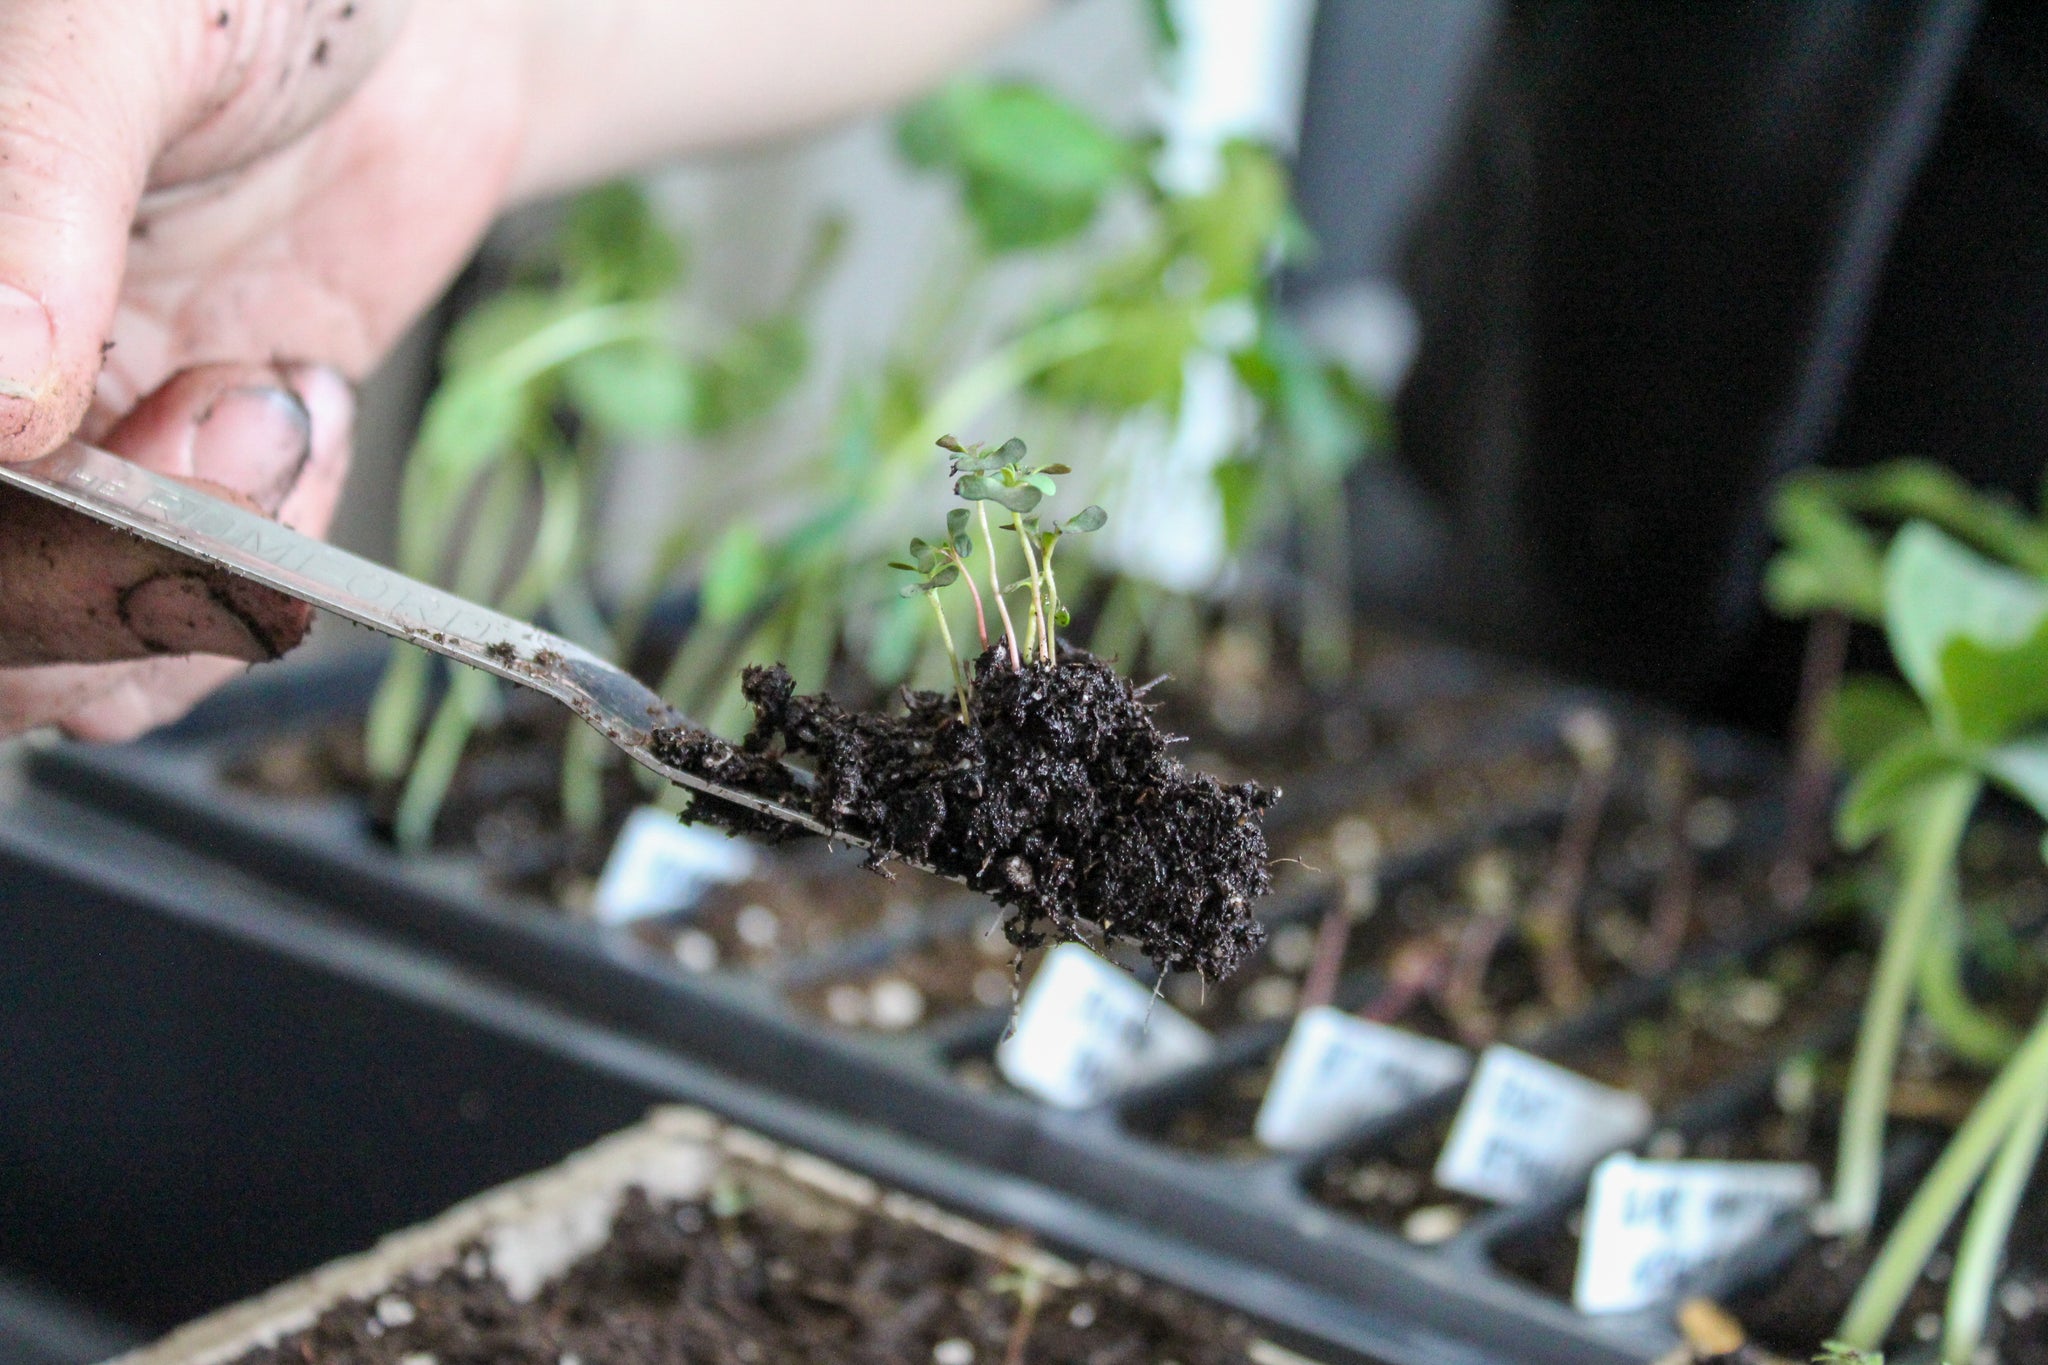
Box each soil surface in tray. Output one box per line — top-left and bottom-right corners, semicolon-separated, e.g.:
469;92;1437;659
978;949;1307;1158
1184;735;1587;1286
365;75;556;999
1304;929;1863;1241
660;653;1275;982
1718;1162;2046;1364
786;914;1037;1030
1491;1084;1851;1302
231;1181;1267;1365
630;860;940;975
1136;813;1796;1160
1157;622;1543;785
233;697;969;968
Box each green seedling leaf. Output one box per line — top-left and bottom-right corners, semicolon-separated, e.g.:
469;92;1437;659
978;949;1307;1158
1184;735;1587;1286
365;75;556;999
1271;326;1372;482
412;376;539;488
887;562;918;572
1167;141;1290;299
956;473;1041;512
898;82;1129;251
560;181;685;302
441;289;567;373
1034;300;1198;412
946;507;972;556
562;342;696;439
1941;612;2048;746
1828;677;1929;769
1213;455;1262;553
693;317;808;437
950;449;1007;474
1835;728;1961;850
1835;459;2048;576
700;522;768;624
963;177;1101;251
995;437;1027;465
935;434;967;454
991;483;1043;513
1023;471;1057;496
929;564;959;589
906;538;937;572
1054;606;1072;626
1040;463;1072;475
1765;477;1886;622
1981;737;2048;825
1064;504;1108;533
1884;523;2048;740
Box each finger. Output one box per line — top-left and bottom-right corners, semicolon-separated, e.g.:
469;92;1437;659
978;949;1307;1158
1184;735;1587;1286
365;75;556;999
0;3;184;457
49;363;355;740
0;2;405;461
54;656;248;744
0;364;319;667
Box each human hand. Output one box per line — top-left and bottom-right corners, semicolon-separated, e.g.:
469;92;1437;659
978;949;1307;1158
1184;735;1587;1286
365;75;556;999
0;0;1040;741
0;0;529;738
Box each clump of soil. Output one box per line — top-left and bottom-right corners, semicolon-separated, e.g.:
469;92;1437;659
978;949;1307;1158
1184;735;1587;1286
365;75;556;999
232;1182;1263;1365
657;650;1276;981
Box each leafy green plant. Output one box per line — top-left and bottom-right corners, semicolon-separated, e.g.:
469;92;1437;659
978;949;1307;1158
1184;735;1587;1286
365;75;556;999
365;182;830;850
1825;526;2048;1360
374;11;1384;858
897;436;1105;702
1768;466;2048;1362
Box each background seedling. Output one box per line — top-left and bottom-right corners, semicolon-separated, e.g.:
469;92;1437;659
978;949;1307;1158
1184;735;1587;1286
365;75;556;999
1523;708;1619;1017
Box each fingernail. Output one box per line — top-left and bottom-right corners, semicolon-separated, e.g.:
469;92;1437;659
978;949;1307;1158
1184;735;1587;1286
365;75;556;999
0;284;54;400
191;384;312;515
119;569;311;662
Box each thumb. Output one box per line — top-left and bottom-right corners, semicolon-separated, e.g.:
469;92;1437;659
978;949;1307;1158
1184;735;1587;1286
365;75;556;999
0;362;333;668
0;3;183;459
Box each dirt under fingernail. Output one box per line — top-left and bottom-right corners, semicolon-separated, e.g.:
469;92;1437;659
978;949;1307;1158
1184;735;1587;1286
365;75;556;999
118;569;310;661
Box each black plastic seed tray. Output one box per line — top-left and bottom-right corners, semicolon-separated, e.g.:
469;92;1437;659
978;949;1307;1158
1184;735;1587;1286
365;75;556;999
0;788;1455;1365
29;639;1844;1365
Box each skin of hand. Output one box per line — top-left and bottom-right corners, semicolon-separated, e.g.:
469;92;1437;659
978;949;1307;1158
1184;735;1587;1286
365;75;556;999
0;0;1043;741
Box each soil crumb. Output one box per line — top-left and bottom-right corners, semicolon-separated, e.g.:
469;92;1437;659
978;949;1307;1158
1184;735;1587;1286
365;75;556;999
231;1182;1263;1365
653;650;1274;981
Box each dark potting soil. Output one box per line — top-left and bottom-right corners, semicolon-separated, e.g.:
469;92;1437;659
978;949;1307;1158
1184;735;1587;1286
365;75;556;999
231;1183;1266;1365
1307;945;1850;1240
657;652;1275;982
1312;1117;1490;1246
1491;1084;1850;1302
1565;926;1869;1104
1158;622;1546;785
787;917;1039;1031
232;701;965;968
1133;822;1800;1160
1719;1202;2046;1364
630;864;927;975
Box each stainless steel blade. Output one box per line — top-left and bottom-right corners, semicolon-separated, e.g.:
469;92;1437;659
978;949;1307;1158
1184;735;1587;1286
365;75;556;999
0;440;856;844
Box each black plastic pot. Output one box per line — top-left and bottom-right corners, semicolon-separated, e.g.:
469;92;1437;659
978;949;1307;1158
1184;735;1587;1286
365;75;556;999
26;642;1871;1365
0;785;1472;1365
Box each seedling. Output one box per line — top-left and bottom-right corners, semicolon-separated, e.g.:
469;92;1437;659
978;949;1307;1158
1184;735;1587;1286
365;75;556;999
891;509;982;715
990;1262;1050;1365
1523;708;1619;1017
1636;737;1698;975
943;434;1105;667
662;438;1273;984
1440;848;1521;1045
1296;816;1381;1014
1783;521;2048;1363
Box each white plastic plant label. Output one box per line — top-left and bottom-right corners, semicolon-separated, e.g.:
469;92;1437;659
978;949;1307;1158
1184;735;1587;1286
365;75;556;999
1573;1154;1820;1314
590;807;757;924
1433;1045;1653;1206
995;943;1214;1109
1254;1006;1472;1152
